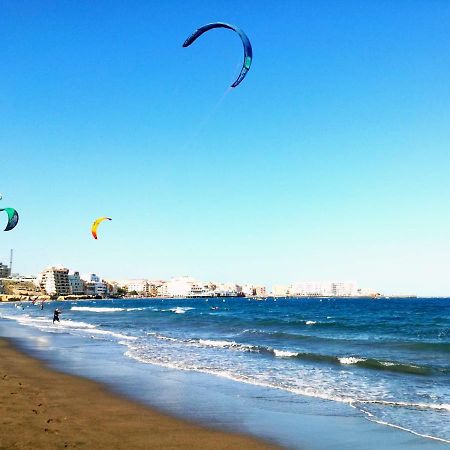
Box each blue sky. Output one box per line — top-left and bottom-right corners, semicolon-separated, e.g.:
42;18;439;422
1;1;450;295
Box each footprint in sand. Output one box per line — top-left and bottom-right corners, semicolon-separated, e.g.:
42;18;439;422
32;409;38;414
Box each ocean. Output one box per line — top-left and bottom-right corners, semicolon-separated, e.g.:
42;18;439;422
1;297;449;448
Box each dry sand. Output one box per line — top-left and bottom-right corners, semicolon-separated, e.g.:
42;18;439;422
0;338;281;449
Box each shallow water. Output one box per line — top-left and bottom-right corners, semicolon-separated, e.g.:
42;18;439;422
1;297;449;446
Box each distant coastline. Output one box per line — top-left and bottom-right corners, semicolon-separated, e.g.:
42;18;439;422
1;293;419;303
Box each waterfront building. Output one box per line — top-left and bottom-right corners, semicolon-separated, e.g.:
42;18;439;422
84;274;108;297
156;283;166;297
104;280;120;296
162;276;195;297
117;279;164;297
254;285;267;297
190;280;209;297
68;271;85;295
241;284;253;297
147;281;164;297
289;281;328;296
331;281;358;297
241;284;267;297
272;285;290;297
357;287;379;297
0;262;11;278
90;274;100;283
288;281;358;297
161;276;213;297
124;279;150;296
37;266;71;296
214;282;241;297
160;277;186;297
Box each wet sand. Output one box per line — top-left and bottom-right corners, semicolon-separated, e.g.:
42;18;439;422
0;338;280;450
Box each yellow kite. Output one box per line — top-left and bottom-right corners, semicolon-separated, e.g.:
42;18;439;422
91;217;112;240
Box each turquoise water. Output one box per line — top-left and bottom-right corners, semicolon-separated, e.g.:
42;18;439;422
1;297;449;444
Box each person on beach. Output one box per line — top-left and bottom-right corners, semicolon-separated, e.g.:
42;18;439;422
52;309;61;324
40;301;44;310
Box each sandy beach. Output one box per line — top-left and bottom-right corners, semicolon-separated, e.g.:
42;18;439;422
0;338;280;450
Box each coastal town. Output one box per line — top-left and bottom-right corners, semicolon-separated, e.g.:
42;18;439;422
0;259;382;301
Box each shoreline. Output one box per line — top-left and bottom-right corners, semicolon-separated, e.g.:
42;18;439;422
1;301;448;450
0;337;281;449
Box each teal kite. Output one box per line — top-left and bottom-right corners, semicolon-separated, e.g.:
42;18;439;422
1;208;19;231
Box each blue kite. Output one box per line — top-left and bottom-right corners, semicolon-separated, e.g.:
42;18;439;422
183;22;253;88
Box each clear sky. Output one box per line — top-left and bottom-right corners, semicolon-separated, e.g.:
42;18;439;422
1;1;450;295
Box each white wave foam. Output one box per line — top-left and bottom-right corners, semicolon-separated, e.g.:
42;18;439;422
71;306;151;313
273;349;298;358
170;307;195;314
359;399;450;412
56;319;97;329
2;314;97;330
305;320;317;325
71;307;125;312
339;357;366;365
198;339;239;348
122;346;355;406
356;406;450;444
1;311;135;342
153;334;179;342
121;342;450;444
195;339;261;354
144;335;260;354
88;329;137;341
2;314;46;324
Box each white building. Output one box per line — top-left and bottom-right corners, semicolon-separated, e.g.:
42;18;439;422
288;281;358;297
37;266;71;296
84;274;108;297
116;279;164;297
241;284;267;297
145;281;164;297
272;285;290;297
289;281;327;296
331;281;358;297
68;271;85;295
357;287;379;297
124;279;150;296
162;276;195;297
214;282;241;297
161;276;211;297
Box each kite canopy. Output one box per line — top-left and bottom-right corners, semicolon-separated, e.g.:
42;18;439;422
182;22;253;88
0;208;19;232
91;217;112;240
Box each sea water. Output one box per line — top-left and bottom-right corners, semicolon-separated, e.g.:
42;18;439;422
1;297;449;445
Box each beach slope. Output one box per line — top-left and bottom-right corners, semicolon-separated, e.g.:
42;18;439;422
0;339;279;450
